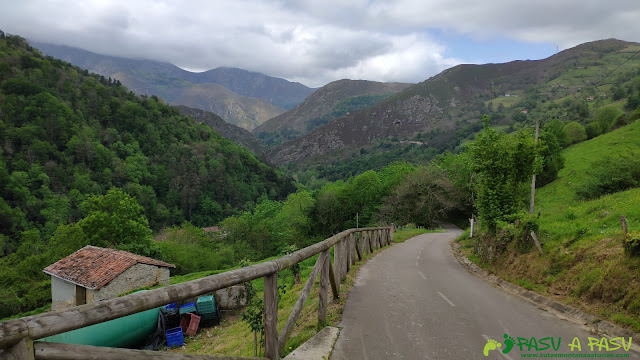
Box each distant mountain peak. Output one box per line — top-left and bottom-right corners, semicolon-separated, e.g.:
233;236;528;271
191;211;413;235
31;41;315;128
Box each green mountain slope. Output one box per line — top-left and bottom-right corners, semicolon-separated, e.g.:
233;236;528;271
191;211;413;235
268;39;640;167
536;120;640;242
254;79;411;146
0;34;295;251
175;105;266;155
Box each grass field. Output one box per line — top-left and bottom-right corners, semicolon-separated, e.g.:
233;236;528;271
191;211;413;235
485;95;521;108
459;120;640;332
536;120;640;244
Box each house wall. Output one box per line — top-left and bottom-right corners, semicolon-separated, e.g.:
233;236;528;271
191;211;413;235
51;276;77;311
88;264;170;302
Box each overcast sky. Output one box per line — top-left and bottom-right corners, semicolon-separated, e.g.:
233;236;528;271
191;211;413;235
2;0;640;87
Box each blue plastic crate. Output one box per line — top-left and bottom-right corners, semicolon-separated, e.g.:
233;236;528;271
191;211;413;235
179;302;197;315
166;327;184;347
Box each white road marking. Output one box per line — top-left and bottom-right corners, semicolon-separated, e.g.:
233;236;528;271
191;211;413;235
437;291;455;307
418;271;427;279
481;334;513;360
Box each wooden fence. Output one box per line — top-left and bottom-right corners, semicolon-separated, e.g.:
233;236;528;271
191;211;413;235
0;226;393;360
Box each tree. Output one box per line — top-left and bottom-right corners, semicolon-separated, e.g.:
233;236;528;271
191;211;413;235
543;119;568;148
469;116;539;233
378;166;462;227
592;106;623;134
563;122;587;145
350;170;383;225
78;188;152;250
585;122;602;139
536;129;565;187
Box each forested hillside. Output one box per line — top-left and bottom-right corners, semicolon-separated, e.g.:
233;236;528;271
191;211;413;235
0;34;295;316
175;105;266;155
255;79;410;146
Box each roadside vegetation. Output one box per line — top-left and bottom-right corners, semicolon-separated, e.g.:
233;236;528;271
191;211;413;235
458;119;640;332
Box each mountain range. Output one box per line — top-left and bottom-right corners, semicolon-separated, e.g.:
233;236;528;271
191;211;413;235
175;105;266;155
254;79;411;145
31;42;315;130
266;39;640;166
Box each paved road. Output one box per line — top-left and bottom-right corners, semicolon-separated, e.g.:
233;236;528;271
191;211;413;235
332;224;637;359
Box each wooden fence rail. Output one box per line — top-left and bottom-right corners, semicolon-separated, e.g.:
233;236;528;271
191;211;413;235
0;226;393;360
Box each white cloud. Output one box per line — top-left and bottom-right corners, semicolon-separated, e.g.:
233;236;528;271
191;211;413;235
0;0;639;87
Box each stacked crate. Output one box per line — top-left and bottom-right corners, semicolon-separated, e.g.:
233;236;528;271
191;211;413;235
178;302;200;336
196;295;220;327
180;313;201;336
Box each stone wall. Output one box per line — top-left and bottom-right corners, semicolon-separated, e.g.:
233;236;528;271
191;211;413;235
88;264;169;302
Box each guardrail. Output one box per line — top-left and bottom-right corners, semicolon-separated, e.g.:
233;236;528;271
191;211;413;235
0;226;393;360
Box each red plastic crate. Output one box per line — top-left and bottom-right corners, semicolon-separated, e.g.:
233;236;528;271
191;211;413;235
180;313;201;336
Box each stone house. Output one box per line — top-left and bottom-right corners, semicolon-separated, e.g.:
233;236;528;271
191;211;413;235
43;245;175;310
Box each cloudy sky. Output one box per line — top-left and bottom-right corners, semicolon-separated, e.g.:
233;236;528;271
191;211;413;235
2;0;640;87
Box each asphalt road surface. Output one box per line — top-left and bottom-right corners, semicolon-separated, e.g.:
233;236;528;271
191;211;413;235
332;224;638;359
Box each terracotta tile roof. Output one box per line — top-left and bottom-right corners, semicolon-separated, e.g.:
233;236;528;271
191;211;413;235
43;246;175;290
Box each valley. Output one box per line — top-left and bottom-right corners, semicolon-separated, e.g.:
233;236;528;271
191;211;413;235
1;26;640;360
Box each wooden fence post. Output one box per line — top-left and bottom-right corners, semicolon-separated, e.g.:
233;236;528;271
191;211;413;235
264;273;279;360
621;216;628;235
390;224;394;244
341;237;348;279
0;338;34;360
470;217;474;238
345;235;351;274
279;252;327;354
334;240;342;282
329;255;339;297
318;249;329;326
349;231;358;265
355;232;363;260
363;231;368;255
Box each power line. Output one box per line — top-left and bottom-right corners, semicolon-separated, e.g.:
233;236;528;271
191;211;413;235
594;48;640;87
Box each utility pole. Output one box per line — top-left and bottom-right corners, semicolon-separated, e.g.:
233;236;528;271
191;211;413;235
529;118;540;214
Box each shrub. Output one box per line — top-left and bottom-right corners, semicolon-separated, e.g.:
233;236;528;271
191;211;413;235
564;122;587;144
585;121;602;139
576;156;640;199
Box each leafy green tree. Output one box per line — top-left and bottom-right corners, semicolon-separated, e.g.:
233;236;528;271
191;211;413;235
434;152;475;209
378;166;462;227
78;188;152;249
543;119;568;148
350;170;383;225
469;116;539;233
536;129;565;187
585;121;602;139
563;121;587;145
280;191;315;246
